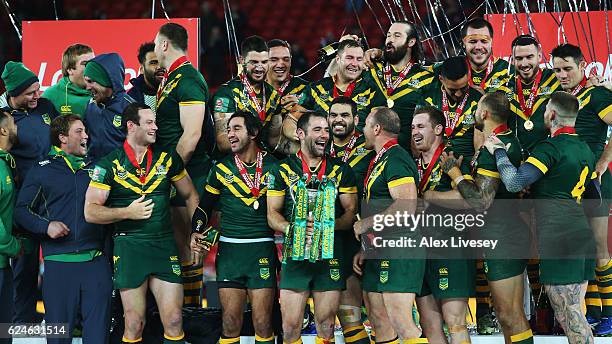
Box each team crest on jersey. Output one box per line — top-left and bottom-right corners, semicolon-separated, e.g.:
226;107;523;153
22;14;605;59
288;173;299;183
488;78;503;88
156;165;167;176
379;270;389;283
355;147;368;156
260;267;270;280
224;173;234;184
356;96;368;107
330;268;340;281
42;114;51;125
112;115;122;127
439;277;449;290
172;264;181;276
464;113;475;125
540;86;552;95
116;166;128;180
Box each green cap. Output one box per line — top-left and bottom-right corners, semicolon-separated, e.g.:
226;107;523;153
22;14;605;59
83;61;112;88
1;61;38;97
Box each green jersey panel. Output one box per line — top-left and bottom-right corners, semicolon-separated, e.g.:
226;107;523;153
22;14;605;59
90;147;186;240
364;62;434;150
325;134;374;198
205;152;278;239
155;62;209;163
212;78;280;125
506;69;559;152
574;85;612;160
471;130;523;199
421;87;482;160
526;133;596;201
364;145;418;201
303;77;385;131
268;154;357;220
419;146;473;193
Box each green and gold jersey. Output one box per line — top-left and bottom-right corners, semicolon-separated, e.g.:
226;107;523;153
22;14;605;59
364;144;417;201
421;87;482;160
303;77;385;132
325;133;374;198
428;57;513;93
526;132;596;201
419;146;473;194
506;69;559;153
470;129;523;200
276;75;310;105
90;146;186;240
268;154;357;221
204;151;278;239
364;62;435;150
212;77;281;125
156;60;209;164
573;85;612;160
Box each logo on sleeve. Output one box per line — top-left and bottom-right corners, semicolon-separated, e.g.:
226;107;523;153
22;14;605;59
215;97;230;112
91;166;107;182
42;114;51;125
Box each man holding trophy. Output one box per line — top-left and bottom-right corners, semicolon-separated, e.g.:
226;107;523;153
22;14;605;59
267;112;358;344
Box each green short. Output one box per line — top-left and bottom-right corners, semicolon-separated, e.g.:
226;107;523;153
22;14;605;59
337;231;361;279
113;236;182;289
484;259;528;281
590;169;612;217
420;259;476;299
170;159;210;207
280;257;345;291
539;258;595;285
216;240;277;289
362;259;425;293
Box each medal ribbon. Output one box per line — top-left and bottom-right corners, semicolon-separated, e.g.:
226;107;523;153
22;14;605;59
123;140;153;184
467;57;494;89
364;139;398;190
418;143;445;193
492;123;509;135
384;62;413;96
329;132;360;162
240;73;267;121
442;90;470;137
277;75;293;97
298;150;327;183
571;77;588;96
332;77;357;98
158;56;188;99
517;69;543;118
552;126;576;137
234;150;263;198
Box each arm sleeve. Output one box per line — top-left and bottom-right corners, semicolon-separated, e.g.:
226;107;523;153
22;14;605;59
212;85;237;113
338;163;357;194
385;153;418;189
267;162;288;196
14;168;49;235
168;149;187;182
176;75;208;106
191;166;220;233
495;148;544;193
89;158;113;191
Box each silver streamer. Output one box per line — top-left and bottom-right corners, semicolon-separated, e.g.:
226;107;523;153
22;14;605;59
159;0;170;20
2;0;21;41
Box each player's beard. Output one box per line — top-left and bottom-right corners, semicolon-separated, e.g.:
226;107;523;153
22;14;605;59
306;136;326;158
384;41;409;65
144;68;163;89
246;68;266;85
332;121;355;141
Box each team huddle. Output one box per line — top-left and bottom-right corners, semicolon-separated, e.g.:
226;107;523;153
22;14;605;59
0;17;610;344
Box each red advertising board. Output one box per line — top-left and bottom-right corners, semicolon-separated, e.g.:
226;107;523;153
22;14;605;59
485;11;612;79
22;18;199;91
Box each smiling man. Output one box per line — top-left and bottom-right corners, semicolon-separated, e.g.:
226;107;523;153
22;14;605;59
43;44;95;116
15;115;112;344
83;53;135;163
213;36;282;154
128;42;165;113
304;39;385;133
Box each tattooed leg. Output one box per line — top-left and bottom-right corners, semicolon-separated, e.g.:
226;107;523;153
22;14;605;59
544;282;593;344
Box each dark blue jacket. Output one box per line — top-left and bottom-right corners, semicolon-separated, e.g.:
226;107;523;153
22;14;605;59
2;97;58;184
83;53;134;163
127;74;156;104
14;155;104;256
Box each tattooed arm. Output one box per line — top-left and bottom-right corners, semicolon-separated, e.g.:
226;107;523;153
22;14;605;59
545;283;594;344
423;152;473;210
214;111;232;153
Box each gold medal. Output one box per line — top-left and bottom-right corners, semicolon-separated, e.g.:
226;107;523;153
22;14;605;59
387;98;394;108
253;200;260;210
524;120;534;131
